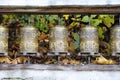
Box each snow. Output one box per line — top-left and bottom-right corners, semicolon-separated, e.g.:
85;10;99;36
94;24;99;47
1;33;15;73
0;0;119;6
0;70;120;80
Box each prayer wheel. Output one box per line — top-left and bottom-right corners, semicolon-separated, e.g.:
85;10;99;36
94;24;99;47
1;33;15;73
0;26;8;55
49;25;68;53
80;25;99;53
20;26;38;53
110;25;120;54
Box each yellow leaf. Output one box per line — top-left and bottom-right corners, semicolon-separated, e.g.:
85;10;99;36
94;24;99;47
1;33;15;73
63;15;69;20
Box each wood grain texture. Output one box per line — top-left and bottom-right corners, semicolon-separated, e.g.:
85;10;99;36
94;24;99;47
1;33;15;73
0;5;120;14
0;64;119;71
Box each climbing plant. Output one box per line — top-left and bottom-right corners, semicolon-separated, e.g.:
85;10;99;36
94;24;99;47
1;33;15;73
1;14;115;55
0;14;116;64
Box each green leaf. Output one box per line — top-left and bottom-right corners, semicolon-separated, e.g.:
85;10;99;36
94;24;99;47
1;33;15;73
90;15;97;19
103;15;114;28
90;19;102;27
48;15;58;21
98;27;104;40
39;23;44;31
70;21;79;27
71;14;81;21
71;18;81;22
102;26;107;32
72;32;80;49
46;15;58;26
43;23;49;33
76;14;81;18
60;18;65;25
99;15;107;18
81;16;89;22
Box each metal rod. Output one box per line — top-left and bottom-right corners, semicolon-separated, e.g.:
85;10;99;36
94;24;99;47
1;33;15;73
28;15;31;25
88;14;91;25
88;56;91;64
58;56;60;64
28;56;31;64
119;57;120;64
118;14;120;25
58;14;61;25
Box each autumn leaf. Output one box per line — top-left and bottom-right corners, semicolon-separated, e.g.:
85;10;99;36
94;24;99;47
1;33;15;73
38;32;48;41
69;22;79;28
63;14;70;20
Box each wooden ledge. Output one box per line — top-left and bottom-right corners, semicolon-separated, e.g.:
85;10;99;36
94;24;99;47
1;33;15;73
0;64;119;71
0;5;120;14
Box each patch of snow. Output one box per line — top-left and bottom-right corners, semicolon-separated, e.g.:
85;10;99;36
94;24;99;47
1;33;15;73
0;70;120;80
0;0;120;6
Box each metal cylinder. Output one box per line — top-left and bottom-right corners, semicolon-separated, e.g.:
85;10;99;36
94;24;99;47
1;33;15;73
20;26;38;53
0;26;8;54
80;25;99;53
110;25;120;53
49;25;68;53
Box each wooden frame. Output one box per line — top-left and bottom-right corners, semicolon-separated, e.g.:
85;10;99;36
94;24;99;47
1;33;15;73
0;64;119;71
0;5;119;70
0;5;120;14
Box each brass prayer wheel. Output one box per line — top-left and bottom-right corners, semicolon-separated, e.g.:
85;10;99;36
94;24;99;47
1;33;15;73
20;26;39;53
49;25;68;53
0;26;8;54
110;25;120;53
80;25;99;53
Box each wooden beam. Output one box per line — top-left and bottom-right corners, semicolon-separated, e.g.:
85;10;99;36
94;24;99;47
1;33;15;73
0;64;120;71
0;5;120;14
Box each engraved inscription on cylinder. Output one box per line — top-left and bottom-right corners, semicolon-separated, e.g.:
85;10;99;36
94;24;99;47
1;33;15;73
0;26;8;53
80;25;99;53
49;25;68;53
110;25;120;53
20;26;38;53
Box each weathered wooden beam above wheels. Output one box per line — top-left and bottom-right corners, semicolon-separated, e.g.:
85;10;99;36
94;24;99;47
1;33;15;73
0;5;120;14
